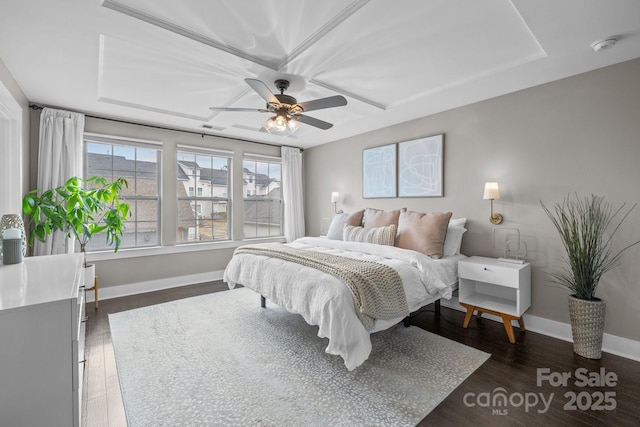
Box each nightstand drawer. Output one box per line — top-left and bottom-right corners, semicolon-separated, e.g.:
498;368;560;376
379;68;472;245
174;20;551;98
458;260;521;288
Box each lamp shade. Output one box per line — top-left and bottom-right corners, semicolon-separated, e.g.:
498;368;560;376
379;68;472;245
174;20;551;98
483;182;500;200
331;192;339;203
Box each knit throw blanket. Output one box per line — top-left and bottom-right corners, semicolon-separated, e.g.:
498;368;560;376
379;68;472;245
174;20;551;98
234;243;409;330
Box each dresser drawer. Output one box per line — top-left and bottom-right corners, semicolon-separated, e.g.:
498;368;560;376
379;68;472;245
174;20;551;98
459;260;522;288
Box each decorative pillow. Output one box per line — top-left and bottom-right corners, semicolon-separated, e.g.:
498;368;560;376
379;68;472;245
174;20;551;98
326;213;351;240
395;211;453;259
346;209;365;227
362;208;406;228
343;224;397;246
443;226;467;256
449;217;467;228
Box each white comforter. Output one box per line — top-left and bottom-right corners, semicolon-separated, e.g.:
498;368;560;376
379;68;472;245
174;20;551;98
223;237;452;370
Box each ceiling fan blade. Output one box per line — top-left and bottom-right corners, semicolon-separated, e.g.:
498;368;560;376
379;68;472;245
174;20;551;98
295;114;334;130
245;78;279;104
296;95;347;113
209;107;269;113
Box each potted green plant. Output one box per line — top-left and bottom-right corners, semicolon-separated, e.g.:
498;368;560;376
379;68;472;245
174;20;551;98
22;176;130;268
541;194;639;359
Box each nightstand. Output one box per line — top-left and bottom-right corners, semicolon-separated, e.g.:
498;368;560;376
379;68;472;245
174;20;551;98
458;256;531;343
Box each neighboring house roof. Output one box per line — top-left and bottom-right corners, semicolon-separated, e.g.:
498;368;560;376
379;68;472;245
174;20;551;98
176;161;276;188
87;153;157;180
243;167;277;188
177;161;229;186
177;163;190;181
203;168;229;186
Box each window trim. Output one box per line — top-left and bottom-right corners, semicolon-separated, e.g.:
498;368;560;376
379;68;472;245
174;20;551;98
85;235;286;262
84;133;163;250
242;154;283;239
243;152;281;162
178;144;233;158
84;132;162;149
177;147;232;243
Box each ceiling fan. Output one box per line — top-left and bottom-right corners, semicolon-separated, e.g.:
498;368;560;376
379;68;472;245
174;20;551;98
210;78;347;134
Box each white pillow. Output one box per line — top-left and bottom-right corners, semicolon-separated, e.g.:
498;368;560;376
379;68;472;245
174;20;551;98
449;217;467;228
326;213;350;240
343;224;397;246
443;226;467;256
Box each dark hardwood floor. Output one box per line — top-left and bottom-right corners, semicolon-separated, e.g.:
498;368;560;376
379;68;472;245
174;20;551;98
82;281;225;427
83;282;640;427
411;307;640;426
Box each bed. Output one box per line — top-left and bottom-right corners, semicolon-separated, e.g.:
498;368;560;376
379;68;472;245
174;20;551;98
223;209;467;370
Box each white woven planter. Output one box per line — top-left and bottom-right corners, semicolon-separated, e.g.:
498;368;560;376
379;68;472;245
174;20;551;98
568;295;606;359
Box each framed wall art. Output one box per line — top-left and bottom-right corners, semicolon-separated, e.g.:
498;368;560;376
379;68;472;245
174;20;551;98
362;143;397;198
398;134;444;197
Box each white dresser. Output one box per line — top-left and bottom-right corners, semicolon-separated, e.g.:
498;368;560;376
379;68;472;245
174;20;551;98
0;253;85;427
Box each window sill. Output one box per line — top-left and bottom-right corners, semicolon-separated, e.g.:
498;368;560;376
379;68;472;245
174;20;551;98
85;236;286;262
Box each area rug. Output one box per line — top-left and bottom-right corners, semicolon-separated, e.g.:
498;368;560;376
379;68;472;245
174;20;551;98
109;287;490;426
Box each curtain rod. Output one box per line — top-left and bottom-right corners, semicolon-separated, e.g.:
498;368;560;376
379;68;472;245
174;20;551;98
28;104;303;152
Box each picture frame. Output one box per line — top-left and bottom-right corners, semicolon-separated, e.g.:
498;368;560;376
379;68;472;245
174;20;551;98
398;134;444;197
362;143;397;198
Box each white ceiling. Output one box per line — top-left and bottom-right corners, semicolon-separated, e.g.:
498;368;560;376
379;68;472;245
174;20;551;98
1;0;639;149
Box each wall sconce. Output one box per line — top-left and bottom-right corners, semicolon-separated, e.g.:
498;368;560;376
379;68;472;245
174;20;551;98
331;192;343;214
483;182;503;224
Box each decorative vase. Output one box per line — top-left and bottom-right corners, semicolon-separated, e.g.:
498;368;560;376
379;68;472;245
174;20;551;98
568;295;606;359
0;214;26;256
83;263;96;288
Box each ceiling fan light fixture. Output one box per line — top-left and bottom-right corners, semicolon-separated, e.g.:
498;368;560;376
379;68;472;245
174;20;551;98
264;116;275;130
274;114;287;131
212;78;345;134
287;117;299;133
264;113;297;135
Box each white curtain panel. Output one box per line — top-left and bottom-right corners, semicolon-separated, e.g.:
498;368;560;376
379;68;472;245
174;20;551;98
281;146;305;242
34;108;85;256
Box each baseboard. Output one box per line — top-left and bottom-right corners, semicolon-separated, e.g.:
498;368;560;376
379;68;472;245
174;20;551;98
440;297;640;363
86;270;225;302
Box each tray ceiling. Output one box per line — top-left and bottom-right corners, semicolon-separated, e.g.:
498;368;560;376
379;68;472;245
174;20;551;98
1;0;640;148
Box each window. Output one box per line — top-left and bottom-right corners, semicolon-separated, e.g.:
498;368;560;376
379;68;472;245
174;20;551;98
84;135;161;250
177;148;231;243
243;155;282;238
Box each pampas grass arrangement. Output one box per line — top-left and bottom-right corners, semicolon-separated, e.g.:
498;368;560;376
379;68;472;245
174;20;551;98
541;194;639;301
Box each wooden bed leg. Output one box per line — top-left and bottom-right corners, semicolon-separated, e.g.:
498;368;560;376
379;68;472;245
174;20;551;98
260;295;266;308
435;299;441;318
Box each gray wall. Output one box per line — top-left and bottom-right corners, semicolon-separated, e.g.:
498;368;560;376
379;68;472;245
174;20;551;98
304;58;640;342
